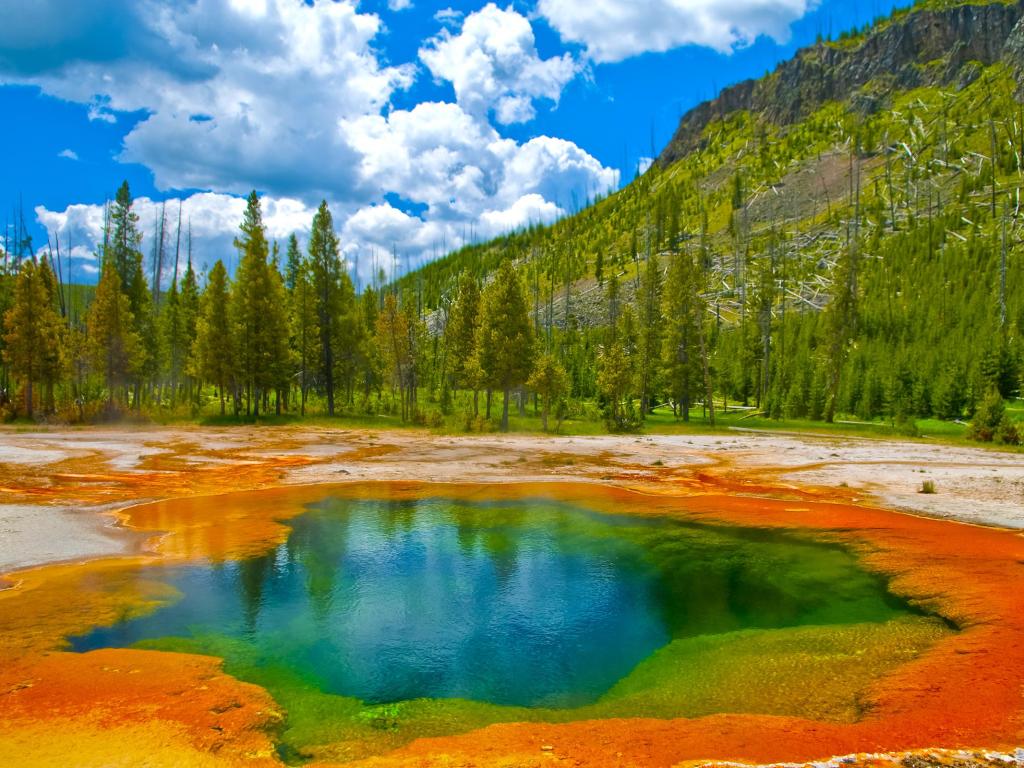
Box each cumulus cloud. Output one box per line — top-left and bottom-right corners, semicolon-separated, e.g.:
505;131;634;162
57;149;79;161
434;8;463;27
420;3;578;124
0;0;414;200
344;102;617;224
388;0;413;10
5;0;619;281
478;193;561;234
35;192;318;282
537;0;815;62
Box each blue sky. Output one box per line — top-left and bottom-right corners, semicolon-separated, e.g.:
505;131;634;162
0;0;910;284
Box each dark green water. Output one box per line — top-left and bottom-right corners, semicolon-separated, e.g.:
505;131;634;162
71;495;916;709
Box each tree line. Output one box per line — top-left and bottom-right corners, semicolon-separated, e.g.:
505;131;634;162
3;56;1024;442
0;183;557;430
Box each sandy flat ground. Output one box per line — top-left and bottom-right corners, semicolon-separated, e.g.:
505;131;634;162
0;424;1021;577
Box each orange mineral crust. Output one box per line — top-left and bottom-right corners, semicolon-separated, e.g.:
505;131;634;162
1;478;1023;767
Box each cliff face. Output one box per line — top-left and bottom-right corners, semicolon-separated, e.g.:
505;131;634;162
658;1;1024;167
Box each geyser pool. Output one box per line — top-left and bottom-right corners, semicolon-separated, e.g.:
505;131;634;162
71;493;928;711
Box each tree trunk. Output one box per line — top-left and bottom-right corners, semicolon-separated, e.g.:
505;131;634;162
24;378;33;419
501;388;510;432
486;389;492;419
698;319;715;427
325;347;335;417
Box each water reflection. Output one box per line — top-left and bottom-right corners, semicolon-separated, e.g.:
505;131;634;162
72;496;915;708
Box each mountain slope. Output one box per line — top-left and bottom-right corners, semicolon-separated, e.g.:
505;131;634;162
399;0;1024;428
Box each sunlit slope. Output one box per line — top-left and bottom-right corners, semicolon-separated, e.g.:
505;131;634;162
399;0;1024;421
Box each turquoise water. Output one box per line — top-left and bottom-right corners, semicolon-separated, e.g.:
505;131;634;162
71;495;917;709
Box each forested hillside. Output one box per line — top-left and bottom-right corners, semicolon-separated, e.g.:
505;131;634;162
1;0;1023;441
394;0;1024;439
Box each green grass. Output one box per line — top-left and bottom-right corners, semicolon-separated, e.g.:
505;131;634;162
28;384;1023;454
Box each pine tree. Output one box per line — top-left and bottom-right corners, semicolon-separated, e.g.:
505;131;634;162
308;201;346;415
2;258;64;417
376;292;412;420
446;271;482;411
231;192;289;417
108;181;143;291
597;304;640;430
284;233;303;291
265;254;292;415
160;279;184;401
289;250;319;416
662;250;702;421
637;252;662;416
193;260;235;415
359;287;383;406
86;258;141;410
527;353;568;431
105;181;153;408
178;254;200;403
478;261;536;431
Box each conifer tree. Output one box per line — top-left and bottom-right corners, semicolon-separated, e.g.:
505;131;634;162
108;181;143;291
478;260;536;431
178;254;200;403
87;258;140;409
662;251;702;421
308;201;346;415
289;249;319;416
597;304;640;430
637;253;662;415
284;233;303;291
161;279;184;401
359;287;383;406
231;191;288;417
527;353;568;432
376;292;412;420
2;258;64;417
106;181;154;408
446;271;482;411
193;260;235;416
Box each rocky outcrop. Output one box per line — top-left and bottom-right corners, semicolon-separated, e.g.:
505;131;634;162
658;1;1024;167
1003;9;1024;80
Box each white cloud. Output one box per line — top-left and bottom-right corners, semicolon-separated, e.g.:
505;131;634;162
6;0;620;283
1;0;414;201
434;8;463;27
57;148;79;161
344;102;617;224
35;192;318;283
420;3;578;124
341;203;447;273
388;0;413;11
537;0;815;63
478;193;561;234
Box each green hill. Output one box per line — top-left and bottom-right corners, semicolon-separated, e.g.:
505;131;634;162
396;0;1024;431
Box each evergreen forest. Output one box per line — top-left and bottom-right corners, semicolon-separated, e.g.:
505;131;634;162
2;0;1023;445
